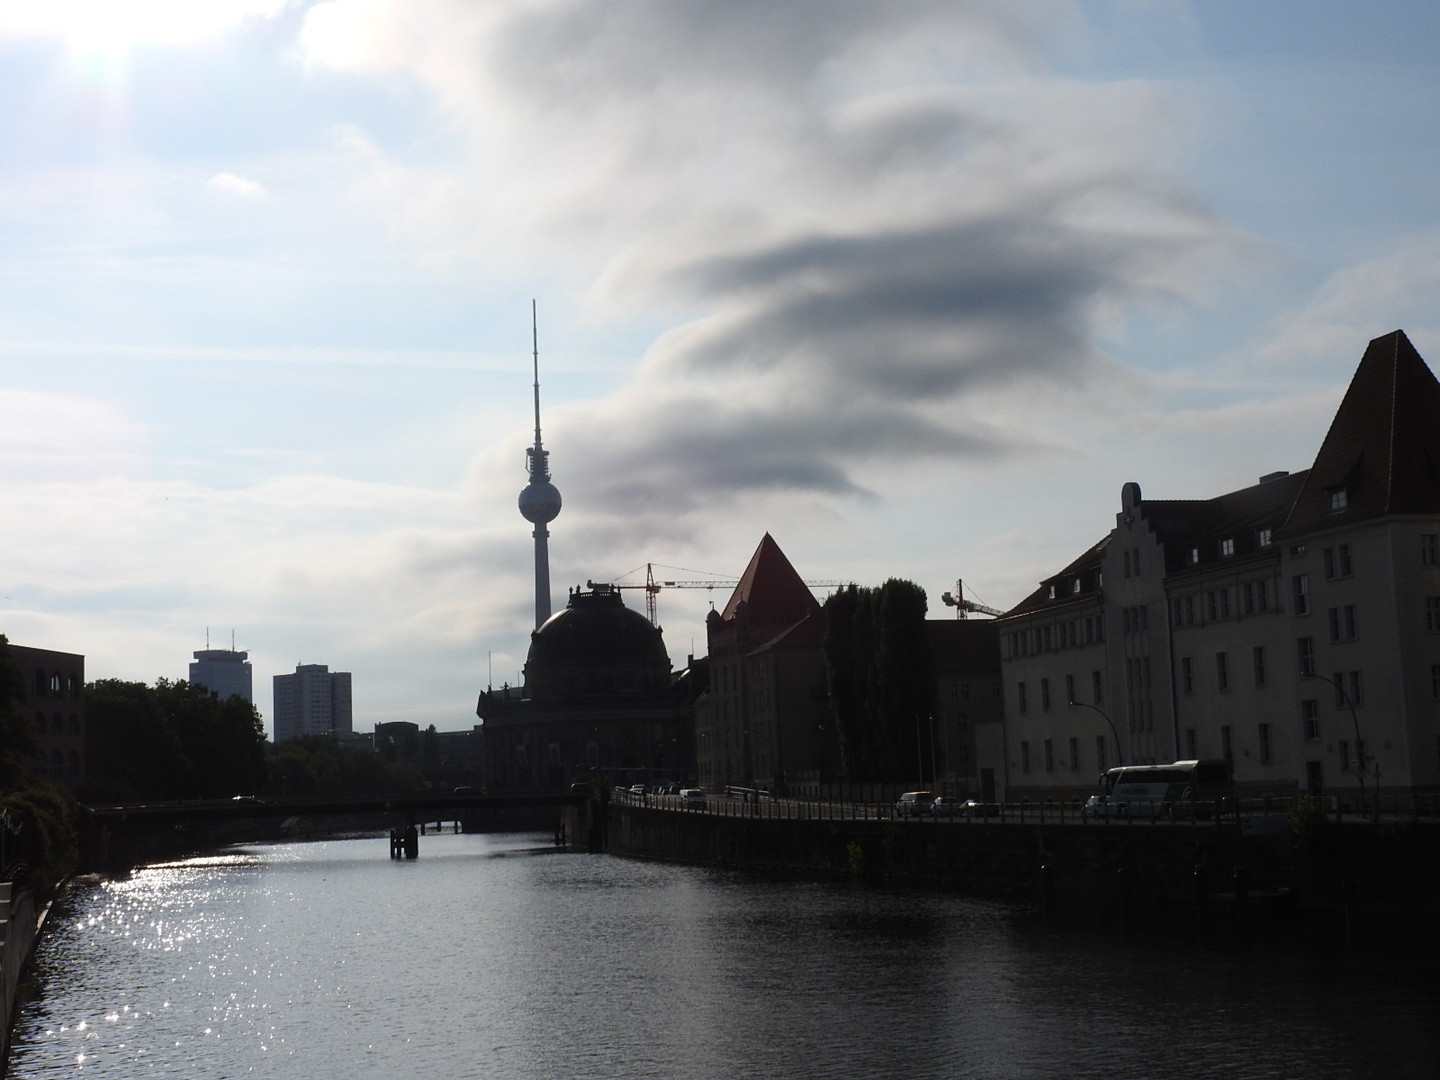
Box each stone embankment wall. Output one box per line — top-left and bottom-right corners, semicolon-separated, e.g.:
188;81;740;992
1;882;43;1070
569;803;1440;924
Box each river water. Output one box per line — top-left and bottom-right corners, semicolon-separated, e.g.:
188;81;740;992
7;832;1438;1079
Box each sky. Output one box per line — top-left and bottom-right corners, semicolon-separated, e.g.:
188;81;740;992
3;1;1440;737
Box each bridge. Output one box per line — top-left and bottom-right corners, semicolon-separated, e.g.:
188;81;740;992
79;791;590;868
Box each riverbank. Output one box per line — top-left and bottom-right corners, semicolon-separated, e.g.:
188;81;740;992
576;801;1440;929
0;881;59;1076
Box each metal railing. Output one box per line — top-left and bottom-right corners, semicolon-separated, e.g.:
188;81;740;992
609;789;1440;825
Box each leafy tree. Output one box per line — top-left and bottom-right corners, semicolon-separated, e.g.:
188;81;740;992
824;580;937;784
81;679;268;802
266;737;424;798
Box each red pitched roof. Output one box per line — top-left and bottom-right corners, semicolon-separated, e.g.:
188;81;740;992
720;533;820;625
1282;329;1440;533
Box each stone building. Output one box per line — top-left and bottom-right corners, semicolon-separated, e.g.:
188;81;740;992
994;330;1440;800
477;584;694;791
10;644;85;785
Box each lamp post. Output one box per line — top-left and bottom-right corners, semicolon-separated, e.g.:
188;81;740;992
1068;700;1125;767
1301;671;1368;817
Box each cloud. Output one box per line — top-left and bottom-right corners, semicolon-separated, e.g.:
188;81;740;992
207;172;268;199
296;0;1238;542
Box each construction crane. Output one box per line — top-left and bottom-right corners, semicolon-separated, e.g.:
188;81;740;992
590;563;844;626
941;579;1004;619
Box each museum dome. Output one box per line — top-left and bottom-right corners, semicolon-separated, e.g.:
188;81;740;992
522;584;673;703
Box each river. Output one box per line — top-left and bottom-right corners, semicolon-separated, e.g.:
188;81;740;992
7;831;1438;1079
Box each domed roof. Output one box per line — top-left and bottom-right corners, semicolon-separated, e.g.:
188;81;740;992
523;585;673;703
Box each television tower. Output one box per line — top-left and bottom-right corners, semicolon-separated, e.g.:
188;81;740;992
517;301;562;629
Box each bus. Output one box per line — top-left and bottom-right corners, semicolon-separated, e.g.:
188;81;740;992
1101;759;1232;818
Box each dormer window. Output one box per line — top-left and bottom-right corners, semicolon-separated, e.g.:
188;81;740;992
1189;547;1200;565
1258;528;1272;547
1047;584;1056;600
1072;578;1082;594
1327;487;1348;513
1220;538;1235;557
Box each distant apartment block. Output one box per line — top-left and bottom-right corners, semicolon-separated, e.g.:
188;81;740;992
10;644;85;785
272;664;353;742
189;649;253;703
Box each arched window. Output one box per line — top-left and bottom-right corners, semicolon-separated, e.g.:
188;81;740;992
50;672;63;696
66;674;80;699
53;713;65;735
34;669;47;696
70;714;81;735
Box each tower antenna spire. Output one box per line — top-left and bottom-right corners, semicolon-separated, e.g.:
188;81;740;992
517;301;562;629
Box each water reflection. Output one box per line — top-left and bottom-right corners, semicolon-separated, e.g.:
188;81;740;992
9;833;1439;1079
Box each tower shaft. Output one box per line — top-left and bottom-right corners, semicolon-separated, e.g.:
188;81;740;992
517;299;562;629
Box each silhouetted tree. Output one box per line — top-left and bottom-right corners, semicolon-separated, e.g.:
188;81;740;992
266;737;424;798
824;580;937;784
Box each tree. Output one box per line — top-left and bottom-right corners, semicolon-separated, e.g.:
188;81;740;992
824;580;937;784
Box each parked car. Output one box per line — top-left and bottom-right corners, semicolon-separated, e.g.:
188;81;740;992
680;788;707;809
960;799;1001;818
1081;795;1110;819
895;791;934;818
629;784;647;797
932;796;963;817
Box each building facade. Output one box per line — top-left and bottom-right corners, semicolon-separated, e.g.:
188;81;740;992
10;645;85;785
929;620;1005;801
477;584;695;791
189;648;253;703
995;331;1440;799
272;664;353;742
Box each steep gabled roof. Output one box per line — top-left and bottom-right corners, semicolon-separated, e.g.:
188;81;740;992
1281;329;1440;533
720;533;820;625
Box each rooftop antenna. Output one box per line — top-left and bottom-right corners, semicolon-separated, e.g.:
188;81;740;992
206;626;210;649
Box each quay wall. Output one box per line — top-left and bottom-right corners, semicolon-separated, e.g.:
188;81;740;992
0;885;43;1072
573;804;1440;923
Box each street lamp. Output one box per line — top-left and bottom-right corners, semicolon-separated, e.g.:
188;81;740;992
1301;671;1368;816
1068;700;1125;767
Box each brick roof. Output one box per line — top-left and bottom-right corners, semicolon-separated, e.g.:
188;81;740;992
1281;329;1440;533
720;533;821;625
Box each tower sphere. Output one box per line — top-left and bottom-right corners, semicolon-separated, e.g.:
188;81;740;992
519;480;562;524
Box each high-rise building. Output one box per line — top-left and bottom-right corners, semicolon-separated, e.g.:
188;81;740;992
272;664;353;742
189;649;252;702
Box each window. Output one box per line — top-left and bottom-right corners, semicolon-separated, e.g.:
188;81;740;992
1064;674;1075;704
1339;740;1350;772
1291;543;1307;557
1349;670;1363;706
1185;727;1197;758
1344;604;1357;639
1021;741;1031;774
1220;589;1231;618
1302;700;1320;741
1258;723;1273;766
1253;645;1267;687
1258;528;1273;547
1427;597;1440;633
1184;595;1195;624
1017;682;1027;713
1256;579;1269;611
1221;725;1234;769
1423;534;1439;566
1332;671;1346;708
1044;739;1054;773
1328;487;1348;513
1092;670;1104;706
1216;651;1230;692
1322;543;1352;578
1328;607;1341;641
1181;656;1194;695
1297;636;1315;676
1095;735;1107;772
1220;537;1235;557
1293;573;1310;615
1041;678;1051;710
1189;547;1200;565
1123;550;1132;577
961;682;971;700
1206;592;1218;621
1243;582;1255;614
1069;737;1080;773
